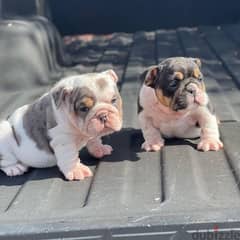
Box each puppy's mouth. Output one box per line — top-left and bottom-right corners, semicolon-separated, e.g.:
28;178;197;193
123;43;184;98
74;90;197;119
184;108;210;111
172;83;207;111
86;109;122;136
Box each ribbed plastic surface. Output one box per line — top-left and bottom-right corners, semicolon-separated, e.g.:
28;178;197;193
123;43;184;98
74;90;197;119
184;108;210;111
0;18;240;239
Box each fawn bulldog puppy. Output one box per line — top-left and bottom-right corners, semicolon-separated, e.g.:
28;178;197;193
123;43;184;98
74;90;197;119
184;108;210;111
138;57;223;152
0;70;122;180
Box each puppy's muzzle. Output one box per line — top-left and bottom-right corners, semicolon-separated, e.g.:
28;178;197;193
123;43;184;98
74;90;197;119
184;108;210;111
97;111;108;123
186;83;197;96
185;82;206;105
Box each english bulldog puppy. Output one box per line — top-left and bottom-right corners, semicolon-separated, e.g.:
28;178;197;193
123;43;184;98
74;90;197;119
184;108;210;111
0;70;122;180
138;57;223;152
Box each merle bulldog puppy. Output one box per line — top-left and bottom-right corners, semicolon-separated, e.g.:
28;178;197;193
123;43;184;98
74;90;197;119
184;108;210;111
138;57;223;152
0;70;122;180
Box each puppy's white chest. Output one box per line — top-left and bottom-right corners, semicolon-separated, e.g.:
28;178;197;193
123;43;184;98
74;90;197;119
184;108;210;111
153;114;200;139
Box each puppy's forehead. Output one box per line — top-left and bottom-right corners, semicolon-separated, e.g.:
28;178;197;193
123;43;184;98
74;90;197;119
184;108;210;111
93;76;117;97
162;57;197;73
96;77;108;90
72;86;95;98
70;86;96;107
70;73;117;99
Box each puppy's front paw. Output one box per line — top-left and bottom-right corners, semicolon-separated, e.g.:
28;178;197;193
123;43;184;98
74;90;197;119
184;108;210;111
65;163;93;181
2;163;28;176
142;140;164;152
197;138;223;152
88;144;113;158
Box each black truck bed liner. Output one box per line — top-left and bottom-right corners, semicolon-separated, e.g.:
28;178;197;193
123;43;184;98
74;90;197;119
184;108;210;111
0;18;240;239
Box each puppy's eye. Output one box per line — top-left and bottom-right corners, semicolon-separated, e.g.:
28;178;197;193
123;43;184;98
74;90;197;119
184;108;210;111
79;106;89;112
169;80;178;88
111;97;117;105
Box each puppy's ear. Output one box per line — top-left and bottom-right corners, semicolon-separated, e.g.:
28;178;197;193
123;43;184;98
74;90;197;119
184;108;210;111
103;69;118;82
52;86;72;108
191;58;202;68
141;65;160;88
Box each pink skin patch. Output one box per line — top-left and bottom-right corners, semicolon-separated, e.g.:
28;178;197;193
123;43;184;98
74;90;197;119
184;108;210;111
194;93;205;105
64;34;113;45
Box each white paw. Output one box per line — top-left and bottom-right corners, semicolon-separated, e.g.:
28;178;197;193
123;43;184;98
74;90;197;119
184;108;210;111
2;163;28;176
88;144;113;158
64;163;93;181
142;140;164;152
197;138;223;152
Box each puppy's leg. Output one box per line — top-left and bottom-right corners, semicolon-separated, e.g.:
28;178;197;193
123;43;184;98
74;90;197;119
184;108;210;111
86;137;113;158
0;121;28;176
196;109;223;151
1;158;28;177
51;141;92;181
139;112;164;151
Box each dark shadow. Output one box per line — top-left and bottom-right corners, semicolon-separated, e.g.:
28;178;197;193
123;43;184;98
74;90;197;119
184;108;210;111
0;128;200;186
80;128;143;164
101;128;141;162
165;137;198;149
0;169;32;186
96;128;199;163
0;167;62;186
129;129;199;151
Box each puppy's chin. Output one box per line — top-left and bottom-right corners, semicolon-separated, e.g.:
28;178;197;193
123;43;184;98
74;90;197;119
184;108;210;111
172;91;209;112
86;113;122;137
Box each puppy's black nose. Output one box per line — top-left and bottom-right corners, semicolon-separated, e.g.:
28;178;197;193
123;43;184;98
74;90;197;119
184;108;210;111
186;88;196;96
98;113;108;123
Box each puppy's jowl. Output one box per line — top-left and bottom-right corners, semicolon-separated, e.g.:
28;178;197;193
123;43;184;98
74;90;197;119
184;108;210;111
138;57;223;152
0;70;122;180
